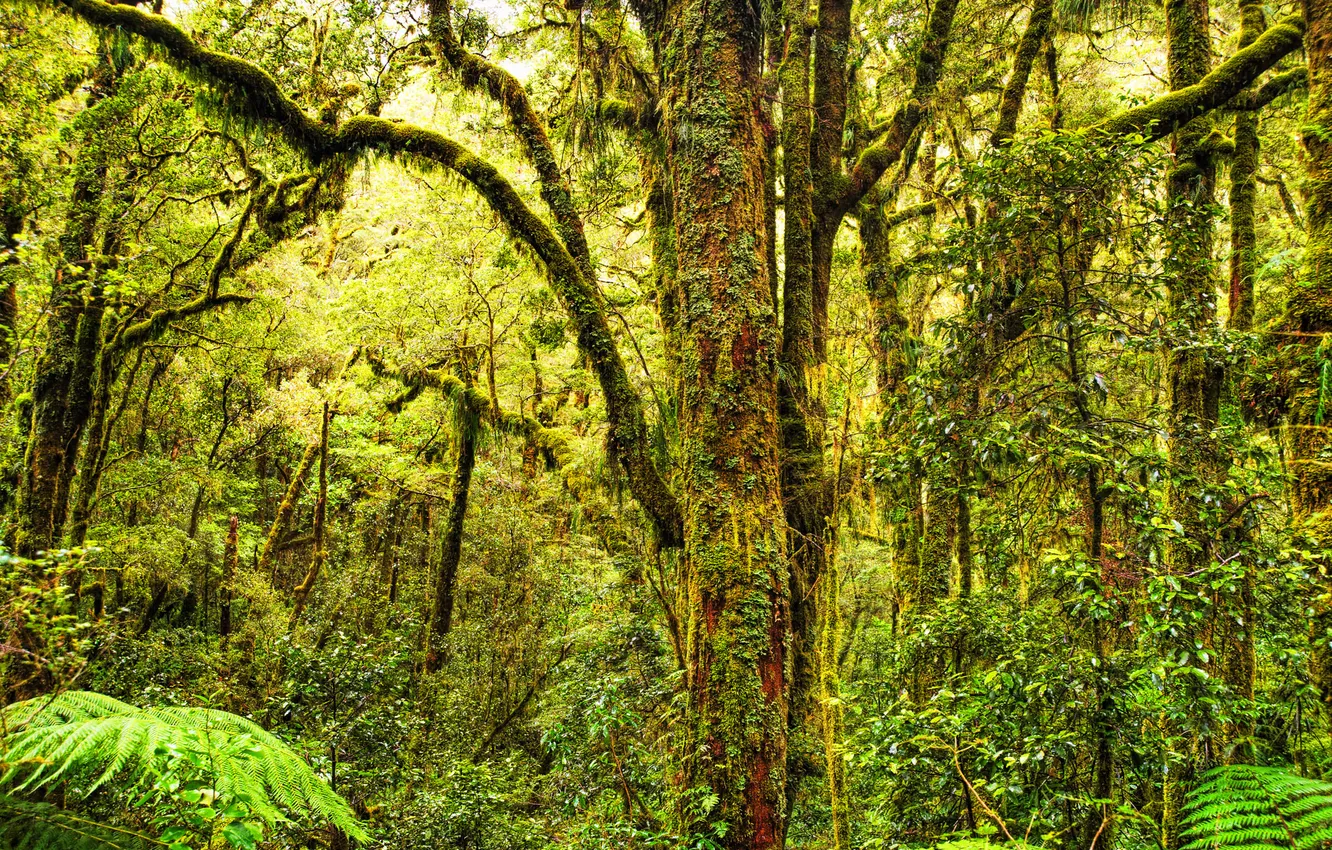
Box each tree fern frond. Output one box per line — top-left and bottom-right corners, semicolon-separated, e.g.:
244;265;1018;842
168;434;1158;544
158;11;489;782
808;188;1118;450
2;691;368;842
1183;765;1332;850
0;793;154;850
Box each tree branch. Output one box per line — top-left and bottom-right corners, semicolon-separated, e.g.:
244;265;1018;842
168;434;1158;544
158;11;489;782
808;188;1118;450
1092;16;1305;139
1234;66;1308;110
51;0;684;545
836;0;961;218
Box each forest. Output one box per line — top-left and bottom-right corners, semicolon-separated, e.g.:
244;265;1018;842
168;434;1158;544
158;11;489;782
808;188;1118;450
0;0;1330;844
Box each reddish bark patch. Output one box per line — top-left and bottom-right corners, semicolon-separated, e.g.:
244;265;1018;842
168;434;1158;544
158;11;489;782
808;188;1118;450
699;334;718;380
731;321;757;370
748;754;777;848
704;592;721;633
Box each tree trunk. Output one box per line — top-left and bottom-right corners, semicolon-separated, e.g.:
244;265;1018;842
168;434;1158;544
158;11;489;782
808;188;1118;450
15;130;109;557
652;0;789;842
290;402;331;626
1161;0;1221;842
219;515;239;640
1298;0;1332;709
426;395;478;672
257;438;320;579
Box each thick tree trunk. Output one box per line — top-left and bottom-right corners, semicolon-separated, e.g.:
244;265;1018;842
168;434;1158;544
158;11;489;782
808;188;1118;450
1298;0;1332;708
16;137;109;557
777;0;826;817
653;0;789;842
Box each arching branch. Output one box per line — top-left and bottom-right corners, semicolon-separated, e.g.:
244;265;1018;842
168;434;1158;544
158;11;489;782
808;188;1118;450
1093;16;1305;139
835;0;961;219
51;0;683;545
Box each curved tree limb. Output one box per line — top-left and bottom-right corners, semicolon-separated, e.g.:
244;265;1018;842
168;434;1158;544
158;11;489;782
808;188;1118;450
51;0;684;545
424;0;598;284
1092;16;1306;139
835;0;961;219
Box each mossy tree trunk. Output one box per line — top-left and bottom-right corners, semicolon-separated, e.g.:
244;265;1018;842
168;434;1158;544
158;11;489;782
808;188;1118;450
1229;0;1265;334
650;0;789;842
219;515;239;640
1297;0;1332;710
1161;0;1224;842
1220;0;1265;761
15;109;111;558
258;439;320;579
777;0;825;814
290;402;330;627
991;0;1055;146
426;392;480;672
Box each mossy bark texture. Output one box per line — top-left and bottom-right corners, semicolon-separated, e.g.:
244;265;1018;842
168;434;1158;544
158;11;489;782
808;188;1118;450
1228;0;1265;334
1298;0;1332;709
1161;0;1222;842
653;0;789;842
426;393;480;673
290;403;331;626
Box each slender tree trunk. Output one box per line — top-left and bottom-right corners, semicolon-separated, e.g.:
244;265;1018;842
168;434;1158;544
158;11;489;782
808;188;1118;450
290;402;331;626
1297;0;1332;708
258;439;319;579
1229;0;1264;334
219;515;239;640
426;396;478;672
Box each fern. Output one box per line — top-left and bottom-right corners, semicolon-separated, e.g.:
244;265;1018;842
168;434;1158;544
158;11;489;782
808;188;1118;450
0;794;155;850
2;690;367;843
1182;765;1332;850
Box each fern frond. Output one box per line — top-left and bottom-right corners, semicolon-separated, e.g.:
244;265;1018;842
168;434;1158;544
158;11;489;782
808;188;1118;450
1183;765;1332;850
2;691;368;842
0;793;154;850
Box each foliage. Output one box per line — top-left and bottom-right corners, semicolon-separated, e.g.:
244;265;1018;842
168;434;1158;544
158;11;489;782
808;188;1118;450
1;690;367;847
1181;766;1332;850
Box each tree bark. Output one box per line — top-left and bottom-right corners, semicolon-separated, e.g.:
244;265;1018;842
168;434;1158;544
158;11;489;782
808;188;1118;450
1161;0;1223;842
1297;0;1332;709
651;0;790;842
219;515;239;640
290;402;331;626
426;393;478;672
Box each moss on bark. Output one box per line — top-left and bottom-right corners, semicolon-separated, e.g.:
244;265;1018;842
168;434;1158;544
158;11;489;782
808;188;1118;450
651;0;789;840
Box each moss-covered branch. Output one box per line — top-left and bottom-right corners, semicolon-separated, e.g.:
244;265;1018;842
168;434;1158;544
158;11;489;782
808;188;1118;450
991;0;1055;145
50;0;683;545
1234;67;1309;110
1093;16;1305;139
836;0;961;218
425;0;597;284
